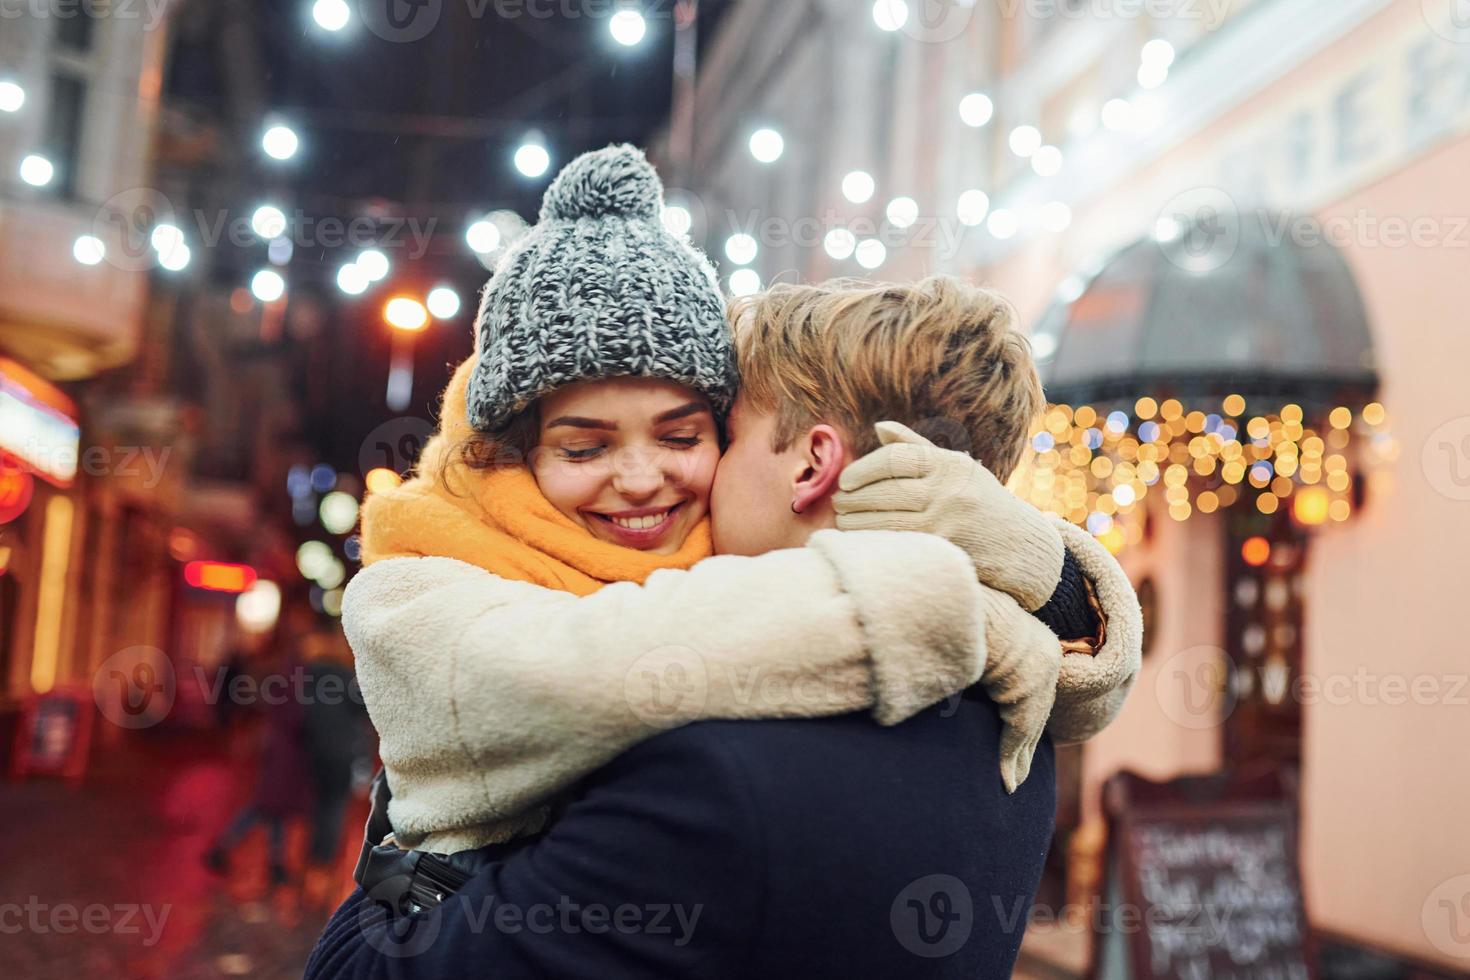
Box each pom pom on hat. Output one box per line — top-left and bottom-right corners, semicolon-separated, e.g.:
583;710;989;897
468;143;737;433
539;143;664;223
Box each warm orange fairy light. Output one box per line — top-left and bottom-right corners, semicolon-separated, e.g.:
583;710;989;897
168;528;198;561
1098;525;1125;555
1011;396;1384;545
184;560;257;594
365;467;403;494
1293;486;1331;526
1242;536;1271;567
385;297;430;332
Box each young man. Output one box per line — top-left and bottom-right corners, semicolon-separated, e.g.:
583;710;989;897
307;276;1141;978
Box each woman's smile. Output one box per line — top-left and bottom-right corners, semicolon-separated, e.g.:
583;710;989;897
585;501;688;547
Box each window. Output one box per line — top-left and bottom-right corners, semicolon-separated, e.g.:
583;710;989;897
43;73;86;199
54;5;99;52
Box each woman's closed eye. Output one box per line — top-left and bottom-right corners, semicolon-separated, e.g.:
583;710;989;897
557;444;606;461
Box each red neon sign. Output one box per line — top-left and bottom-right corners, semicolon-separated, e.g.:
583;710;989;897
0;462;33;525
184;561;257;594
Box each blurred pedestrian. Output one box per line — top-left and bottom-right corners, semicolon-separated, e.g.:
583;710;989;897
204;649;315;889
299;629;367;907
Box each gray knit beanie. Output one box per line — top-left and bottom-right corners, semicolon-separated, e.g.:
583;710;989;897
466;144;738;433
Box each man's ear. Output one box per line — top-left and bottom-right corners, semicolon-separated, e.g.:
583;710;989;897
792;424;849;515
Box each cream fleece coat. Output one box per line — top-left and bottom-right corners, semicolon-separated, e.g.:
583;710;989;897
343;525;1141;854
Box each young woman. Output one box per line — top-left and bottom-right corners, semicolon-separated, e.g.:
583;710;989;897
346;146;1132;855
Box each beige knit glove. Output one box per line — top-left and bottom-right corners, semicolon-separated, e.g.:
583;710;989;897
979;587;1064;792
834;421;1066;611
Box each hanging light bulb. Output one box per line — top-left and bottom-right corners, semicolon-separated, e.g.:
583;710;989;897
958;92;993;128
514;140;551;178
749;128;785;164
609;9;647;46
312;0;350;31
842;170;875;204
251;269;286;302
262;124;300;161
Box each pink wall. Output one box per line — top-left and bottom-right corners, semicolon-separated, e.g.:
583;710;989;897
1298;134;1470;966
980;3;1470;964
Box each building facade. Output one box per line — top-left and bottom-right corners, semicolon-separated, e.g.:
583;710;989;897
0;8;173;717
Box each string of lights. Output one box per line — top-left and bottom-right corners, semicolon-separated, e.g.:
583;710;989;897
1008;396;1397;554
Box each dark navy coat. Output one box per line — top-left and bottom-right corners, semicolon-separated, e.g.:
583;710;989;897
306;685;1055;978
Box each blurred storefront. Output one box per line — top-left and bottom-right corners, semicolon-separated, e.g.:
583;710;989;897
669;0;1470;970
1;8;348;746
0;12;172;723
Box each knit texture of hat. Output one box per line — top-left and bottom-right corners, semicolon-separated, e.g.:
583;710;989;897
466;144;738;433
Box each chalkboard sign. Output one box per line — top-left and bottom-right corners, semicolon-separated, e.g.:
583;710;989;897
1092;769;1315;980
10;687;94;780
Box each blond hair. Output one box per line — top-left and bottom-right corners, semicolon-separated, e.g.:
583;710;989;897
730;276;1044;482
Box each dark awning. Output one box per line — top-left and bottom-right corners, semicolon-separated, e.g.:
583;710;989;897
1033;212;1379;410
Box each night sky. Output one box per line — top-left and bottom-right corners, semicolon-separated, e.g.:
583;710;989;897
156;0;733;481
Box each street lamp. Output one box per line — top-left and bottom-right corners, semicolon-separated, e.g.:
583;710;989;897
385;296;429;411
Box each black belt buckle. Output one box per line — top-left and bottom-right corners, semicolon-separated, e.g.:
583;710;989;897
353;769;471;915
359;834;474;915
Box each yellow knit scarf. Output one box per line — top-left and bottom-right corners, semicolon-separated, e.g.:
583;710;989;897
359;356;713;594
